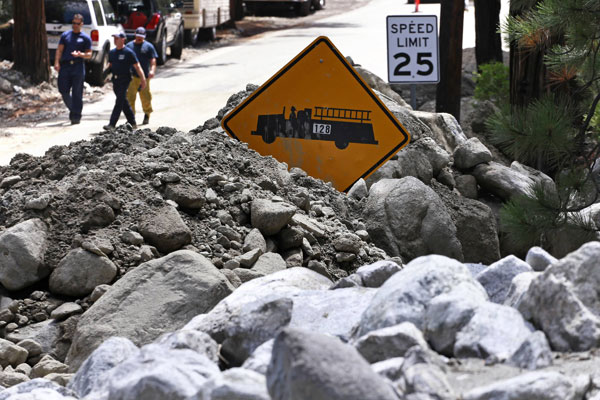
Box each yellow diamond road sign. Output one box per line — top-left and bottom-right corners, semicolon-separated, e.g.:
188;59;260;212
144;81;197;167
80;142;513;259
221;36;411;192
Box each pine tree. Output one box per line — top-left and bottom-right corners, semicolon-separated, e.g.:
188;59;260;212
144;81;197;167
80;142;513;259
490;0;600;256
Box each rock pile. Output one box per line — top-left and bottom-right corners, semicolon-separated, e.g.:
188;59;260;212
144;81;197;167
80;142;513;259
0;67;600;399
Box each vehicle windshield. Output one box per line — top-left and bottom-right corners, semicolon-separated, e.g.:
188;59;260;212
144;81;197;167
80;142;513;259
45;0;93;24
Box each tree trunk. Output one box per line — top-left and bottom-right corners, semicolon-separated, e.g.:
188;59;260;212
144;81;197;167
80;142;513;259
436;0;464;121
509;1;546;107
474;0;502;68
12;0;50;84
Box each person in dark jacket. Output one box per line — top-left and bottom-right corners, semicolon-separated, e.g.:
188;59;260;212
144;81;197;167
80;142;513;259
103;32;146;131
54;14;92;125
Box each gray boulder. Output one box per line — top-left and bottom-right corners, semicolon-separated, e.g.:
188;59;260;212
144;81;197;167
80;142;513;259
507;331;553;370
0;378;77;400
364;177;463;261
442;191;500;264
0;219;49;291
472;162;535;201
399;363;456;400
200;368;270;400
354;260;402;288
454;302;534;360
138;205;192;253
0;338;28;368
66;250;234;370
476;255;533;304
49;249;117;297
243;229;267;253
347;178;368;200
267;328;398;400
164;183;206;209
353;322;429;363
154;330;219;364
371;357;405;382
251;199;296;236
411;110;467;153
463;371;579;400
189;269;374;364
241;339;274;375
503;272;540;309
525;246;558;272
5;320;61;356
68;337;140;399
97;344;221;400
424;282;488;355
252;252;287;276
453;137;492;170
518;241;600;351
355;255;481;337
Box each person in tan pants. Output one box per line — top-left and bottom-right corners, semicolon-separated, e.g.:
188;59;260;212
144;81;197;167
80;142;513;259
126;27;157;125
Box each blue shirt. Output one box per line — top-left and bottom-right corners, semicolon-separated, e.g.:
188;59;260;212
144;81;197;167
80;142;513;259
126;40;158;78
108;47;139;76
58;30;92;62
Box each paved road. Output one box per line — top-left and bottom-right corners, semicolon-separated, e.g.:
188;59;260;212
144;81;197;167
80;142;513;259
0;0;509;165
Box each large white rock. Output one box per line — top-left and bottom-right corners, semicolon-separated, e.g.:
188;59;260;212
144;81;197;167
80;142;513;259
454;302;534;360
68;337;140;399
199;368;270;400
476;255;533;304
96;344;221;400
188;268;374;364
66;250;234;370
507;331;553;370
0;378;77;400
353;322;429;363
462;371;579;400
518;242;600;351
503;272;540;309
0;219;49;291
424;282;488;355
355;255;479;337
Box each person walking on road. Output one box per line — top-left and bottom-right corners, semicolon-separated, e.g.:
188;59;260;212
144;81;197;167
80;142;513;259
126;27;157;125
54;13;92;125
103;32;146;131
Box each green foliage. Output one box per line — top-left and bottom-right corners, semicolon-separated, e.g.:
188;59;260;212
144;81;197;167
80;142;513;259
495;0;600;255
473;62;510;106
500;182;597;256
486;94;577;173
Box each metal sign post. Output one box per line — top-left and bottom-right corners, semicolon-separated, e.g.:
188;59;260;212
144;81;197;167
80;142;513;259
387;15;440;109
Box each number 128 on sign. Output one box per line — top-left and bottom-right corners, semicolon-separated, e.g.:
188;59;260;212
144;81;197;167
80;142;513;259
386;15;439;84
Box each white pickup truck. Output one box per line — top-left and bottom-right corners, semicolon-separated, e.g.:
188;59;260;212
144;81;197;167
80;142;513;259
45;0;122;86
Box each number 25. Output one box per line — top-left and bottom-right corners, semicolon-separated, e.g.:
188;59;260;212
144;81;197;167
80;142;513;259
393;52;434;76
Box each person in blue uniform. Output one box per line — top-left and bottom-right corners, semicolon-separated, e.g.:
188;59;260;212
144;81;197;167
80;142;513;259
103;32;146;131
126;27;158;125
53;13;92;125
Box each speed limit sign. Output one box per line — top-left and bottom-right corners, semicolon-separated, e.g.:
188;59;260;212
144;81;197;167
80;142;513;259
387;15;439;84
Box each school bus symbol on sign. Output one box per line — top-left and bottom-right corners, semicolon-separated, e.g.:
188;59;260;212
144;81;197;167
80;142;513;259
221;36;411;192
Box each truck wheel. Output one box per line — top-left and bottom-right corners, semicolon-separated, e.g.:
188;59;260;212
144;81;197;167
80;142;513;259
198;27;217;42
89;50;108;86
335;138;349;149
297;1;310;16
312;0;325;10
184;28;199;46
156;33;167;65
171;26;184;59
